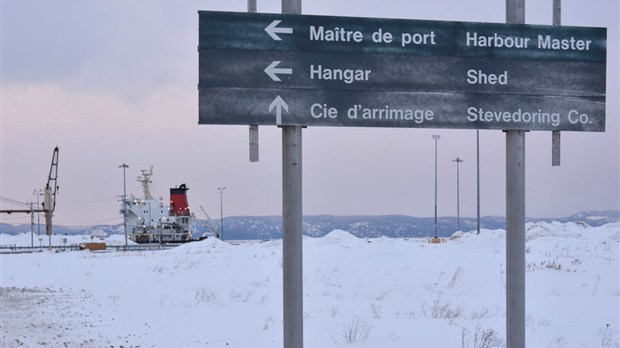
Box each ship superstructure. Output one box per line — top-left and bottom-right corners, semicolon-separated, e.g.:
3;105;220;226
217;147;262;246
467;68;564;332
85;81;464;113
122;168;193;243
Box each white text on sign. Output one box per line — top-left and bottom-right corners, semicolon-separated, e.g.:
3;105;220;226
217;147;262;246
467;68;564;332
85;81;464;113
309;25;437;48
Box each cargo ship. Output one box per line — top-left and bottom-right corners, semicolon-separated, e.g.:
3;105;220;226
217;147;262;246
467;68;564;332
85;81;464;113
121;168;193;243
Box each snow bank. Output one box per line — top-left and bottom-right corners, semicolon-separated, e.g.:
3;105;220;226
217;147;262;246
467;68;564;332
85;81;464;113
306;229;367;248
526;221;587;240
1;222;618;347
167;236;234;254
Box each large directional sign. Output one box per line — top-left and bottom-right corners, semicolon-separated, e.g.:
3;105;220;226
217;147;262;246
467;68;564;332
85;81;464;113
198;11;606;131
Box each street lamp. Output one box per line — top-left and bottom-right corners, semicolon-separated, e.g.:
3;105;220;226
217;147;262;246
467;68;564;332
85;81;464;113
33;189;43;238
32;189;44;248
218;187;227;241
119;163;129;250
452;157;464;232
432;134;440;238
29;202;34;248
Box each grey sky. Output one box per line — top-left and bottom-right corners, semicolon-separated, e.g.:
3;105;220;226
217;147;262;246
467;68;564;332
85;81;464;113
1;0;618;227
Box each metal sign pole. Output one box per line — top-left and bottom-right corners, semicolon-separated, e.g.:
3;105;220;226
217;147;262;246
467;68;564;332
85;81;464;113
282;125;303;348
506;2;526;347
248;0;259;163
476;130;481;235
552;0;562;166
506;130;526;347
247;0;256;13
281;3;303;348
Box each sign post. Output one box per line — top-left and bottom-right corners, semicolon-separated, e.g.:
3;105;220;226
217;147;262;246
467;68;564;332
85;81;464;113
506;2;526;347
248;0;259;163
281;2;304;348
552;0;562;167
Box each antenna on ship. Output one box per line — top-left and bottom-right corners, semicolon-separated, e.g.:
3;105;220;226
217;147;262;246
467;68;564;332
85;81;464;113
137;166;154;200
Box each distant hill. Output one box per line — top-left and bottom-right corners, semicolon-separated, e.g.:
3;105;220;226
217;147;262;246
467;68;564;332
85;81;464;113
1;211;617;240
213;210;619;240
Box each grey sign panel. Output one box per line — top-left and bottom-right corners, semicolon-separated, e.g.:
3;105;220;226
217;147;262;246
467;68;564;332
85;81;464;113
197;11;607;131
199;49;605;97
198;11;606;62
199;87;604;131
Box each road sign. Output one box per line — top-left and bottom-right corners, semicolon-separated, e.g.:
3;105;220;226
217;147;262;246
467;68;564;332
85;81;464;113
199;49;605;96
198;11;606;131
200;88;603;131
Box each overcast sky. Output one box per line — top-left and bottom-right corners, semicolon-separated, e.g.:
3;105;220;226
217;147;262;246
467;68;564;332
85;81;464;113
1;0;618;227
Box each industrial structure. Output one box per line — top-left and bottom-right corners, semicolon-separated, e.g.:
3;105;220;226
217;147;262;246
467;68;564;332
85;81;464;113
0;147;59;246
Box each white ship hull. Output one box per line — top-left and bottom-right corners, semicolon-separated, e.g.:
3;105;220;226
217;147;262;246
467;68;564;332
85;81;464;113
121;169;193;244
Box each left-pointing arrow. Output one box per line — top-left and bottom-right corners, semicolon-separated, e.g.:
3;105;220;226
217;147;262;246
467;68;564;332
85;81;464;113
265;61;293;82
269;95;289;125
265;20;293;41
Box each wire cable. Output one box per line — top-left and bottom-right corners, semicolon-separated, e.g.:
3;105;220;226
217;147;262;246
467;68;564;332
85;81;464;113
0;196;32;207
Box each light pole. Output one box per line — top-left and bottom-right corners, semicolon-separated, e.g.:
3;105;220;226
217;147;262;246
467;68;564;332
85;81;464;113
119;163;129;250
33;189;42;238
452;157;464;232
218;187;226;241
33;189;44;249
30;202;34;248
432;134;440;238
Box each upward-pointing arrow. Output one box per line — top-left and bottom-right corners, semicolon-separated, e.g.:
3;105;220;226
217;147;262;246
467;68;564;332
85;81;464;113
265;20;293;41
269;96;289;125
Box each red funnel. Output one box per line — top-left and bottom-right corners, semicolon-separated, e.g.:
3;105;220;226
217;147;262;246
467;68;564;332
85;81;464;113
169;184;190;217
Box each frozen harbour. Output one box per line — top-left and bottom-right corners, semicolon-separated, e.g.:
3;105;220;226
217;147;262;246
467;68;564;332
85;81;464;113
1;221;618;347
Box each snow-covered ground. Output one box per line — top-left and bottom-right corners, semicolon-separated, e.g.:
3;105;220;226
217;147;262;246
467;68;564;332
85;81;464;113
1;221;618;347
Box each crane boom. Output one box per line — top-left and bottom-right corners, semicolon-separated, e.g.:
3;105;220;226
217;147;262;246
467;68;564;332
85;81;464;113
0;147;59;247
43;147;59;236
199;205;220;239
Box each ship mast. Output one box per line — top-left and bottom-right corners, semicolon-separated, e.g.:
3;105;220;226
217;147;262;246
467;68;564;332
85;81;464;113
137;167;154;200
